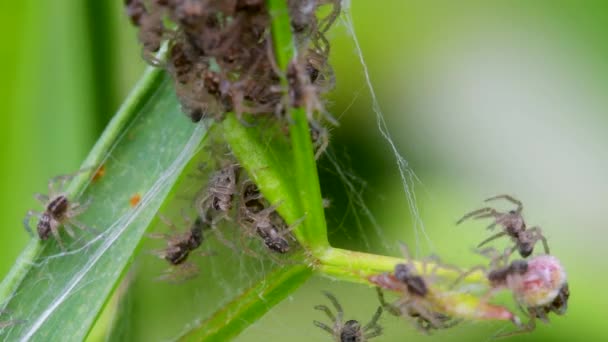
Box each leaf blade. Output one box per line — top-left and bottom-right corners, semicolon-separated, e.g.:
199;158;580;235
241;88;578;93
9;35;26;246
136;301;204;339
0;70;206;341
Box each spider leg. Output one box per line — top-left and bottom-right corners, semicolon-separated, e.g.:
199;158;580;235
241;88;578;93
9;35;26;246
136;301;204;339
456;207;497;225
312;321;335;335
485;194;523;213
275;215;306;238
156;262;200;283
69;219;98;235
48;172;81;195
147;232;172;240
494;313;535;338
313;125;330;160
314;305;337;324
209;218;239;252
375;287;401;316
363;325;383;340
50;225;66;251
527;226;550;254
63;224;76;238
408;301;443;332
450;265;486;289
362;306;383;331
158;214;180;234
322;291;343;322
23;210;40;237
68;197;92;217
34;193;49;205
477;231;508;248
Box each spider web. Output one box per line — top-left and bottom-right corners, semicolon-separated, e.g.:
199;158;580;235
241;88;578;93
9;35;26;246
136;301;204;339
0;2;434;341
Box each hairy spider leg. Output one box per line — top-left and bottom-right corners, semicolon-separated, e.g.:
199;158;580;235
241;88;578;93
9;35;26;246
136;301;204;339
477;231;508;248
526;226;550;254
362;306;383;334
484;194;523;213
456;207;499;225
22;210;40;237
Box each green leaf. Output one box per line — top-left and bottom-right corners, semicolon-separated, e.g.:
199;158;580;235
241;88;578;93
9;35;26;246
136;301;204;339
0;68;207;341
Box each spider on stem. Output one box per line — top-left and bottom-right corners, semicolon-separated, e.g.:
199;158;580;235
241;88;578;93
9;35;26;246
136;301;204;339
238;179;300;254
370;244;461;333
313;291;383;342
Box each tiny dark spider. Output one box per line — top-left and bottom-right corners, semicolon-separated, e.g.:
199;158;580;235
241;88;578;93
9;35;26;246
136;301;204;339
457;194;550;258
149;213;211;281
23;172;94;250
313;291;383;342
238;180;299;254
370;244;461;333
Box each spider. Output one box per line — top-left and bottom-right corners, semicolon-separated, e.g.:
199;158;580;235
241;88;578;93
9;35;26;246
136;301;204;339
194;163;241;249
457;194;550;258
238;180;299;254
370;244;461;332
313;291;383;342
23;172;94;250
455;248;569;337
149;213;211;281
195;164;240;220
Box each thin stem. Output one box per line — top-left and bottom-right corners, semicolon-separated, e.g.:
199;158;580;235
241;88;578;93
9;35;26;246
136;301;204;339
267;0;329;251
317;247;487;287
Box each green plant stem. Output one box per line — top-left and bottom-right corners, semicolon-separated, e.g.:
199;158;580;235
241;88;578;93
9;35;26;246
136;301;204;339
317;247;487;286
178;264;313;341
267;0;330;252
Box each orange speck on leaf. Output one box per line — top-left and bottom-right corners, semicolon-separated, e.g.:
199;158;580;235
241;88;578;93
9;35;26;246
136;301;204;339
92;164;106;182
129;193;141;207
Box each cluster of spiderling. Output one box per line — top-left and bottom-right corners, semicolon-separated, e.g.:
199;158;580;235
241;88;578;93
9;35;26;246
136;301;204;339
124;0;340;157
312;194;569;339
149;157;299;281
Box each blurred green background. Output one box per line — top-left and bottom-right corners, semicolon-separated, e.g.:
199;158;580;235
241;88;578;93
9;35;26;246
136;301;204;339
1;0;606;340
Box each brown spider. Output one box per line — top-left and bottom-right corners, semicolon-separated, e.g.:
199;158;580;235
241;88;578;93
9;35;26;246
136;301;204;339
370;244;461;333
238;180;299;254
149;213;211;281
457;194;550;258
24;172;94;250
195;164;240;221
194;163;241;248
313;291;383;342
